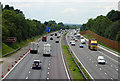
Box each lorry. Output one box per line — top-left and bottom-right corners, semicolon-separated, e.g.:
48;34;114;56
42;36;47;42
88;39;97;50
43;43;51;56
30;42;39;53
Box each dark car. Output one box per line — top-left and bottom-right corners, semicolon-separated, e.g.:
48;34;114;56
56;40;59;43
50;37;53;40
32;60;41;69
79;44;83;48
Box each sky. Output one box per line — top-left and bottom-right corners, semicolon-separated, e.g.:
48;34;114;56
0;0;119;24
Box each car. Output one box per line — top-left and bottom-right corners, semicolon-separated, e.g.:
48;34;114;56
32;60;41;69
79;44;83;48
71;41;75;46
75;39;78;42
70;40;74;44
56;40;59;43
97;56;106;64
50;37;53;40
50;34;54;36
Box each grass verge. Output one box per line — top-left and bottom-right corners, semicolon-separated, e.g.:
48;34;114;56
62;45;85;80
83;34;120;53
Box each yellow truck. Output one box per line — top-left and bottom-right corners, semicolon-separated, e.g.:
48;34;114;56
88;39;97;50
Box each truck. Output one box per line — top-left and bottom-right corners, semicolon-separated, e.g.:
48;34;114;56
30;42;39;53
42;36;47;42
88;39;97;50
43;43;51;56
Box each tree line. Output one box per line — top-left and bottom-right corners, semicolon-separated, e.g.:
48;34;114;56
2;5;78;44
81;10;120;41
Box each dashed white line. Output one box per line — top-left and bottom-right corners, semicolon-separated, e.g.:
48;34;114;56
26;77;28;79
111;78;113;80
116;69;118;71
31;67;32;69
47;78;49;80
49;63;50;66
96;65;97;66
29;71;30;73
47;72;49;75
90;59;91;60
111;65;113;67
99;68;102;70
48;67;50;70
105;73;107;75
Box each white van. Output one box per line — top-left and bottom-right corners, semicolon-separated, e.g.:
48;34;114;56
30;42;39;53
43;43;51;56
81;39;86;44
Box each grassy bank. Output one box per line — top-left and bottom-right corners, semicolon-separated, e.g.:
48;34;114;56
62;45;85;80
2;32;47;56
83;34;120;53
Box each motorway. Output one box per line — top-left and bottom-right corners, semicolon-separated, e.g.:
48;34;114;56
4;33;68;80
66;32;119;80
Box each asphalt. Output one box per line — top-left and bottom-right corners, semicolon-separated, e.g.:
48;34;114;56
4;33;68;79
66;32;119;80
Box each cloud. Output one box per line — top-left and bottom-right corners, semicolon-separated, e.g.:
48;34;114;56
62;8;77;14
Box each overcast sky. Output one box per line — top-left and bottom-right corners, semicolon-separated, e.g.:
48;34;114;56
1;0;119;24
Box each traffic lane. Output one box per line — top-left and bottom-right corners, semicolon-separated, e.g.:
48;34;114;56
5;39;44;79
48;34;68;79
67;35;118;79
84;37;119;63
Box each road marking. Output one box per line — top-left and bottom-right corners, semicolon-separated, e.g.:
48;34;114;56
47;72;49;75
90;59;91;60
98;51;119;64
60;35;71;80
99;68;102;70
26;77;28;79
66;33;94;80
111;65;113;67
29;71;30;73
1;50;30;80
47;78;49;80
111;78;113;80
48;67;50;70
31;67;32;69
116;69;118;71
96;65;97;66
92;61;94;63
49;63;50;66
105;73;107;75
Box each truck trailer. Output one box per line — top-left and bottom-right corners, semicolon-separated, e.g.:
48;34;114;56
30;42;39;53
43;43;51;56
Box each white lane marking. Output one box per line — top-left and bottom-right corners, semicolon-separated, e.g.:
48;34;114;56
31;67;32;69
2;50;30;80
48;67;50;70
47;78;49;80
105;73;107;75
47;72;49;75
96;65;97;66
111;78;113;80
99;68;102;70
116;69;118;71
66;33;94;80
60;34;71;80
98;51;119;64
26;77;28;79
90;59;91;60
29;71;30;73
111;65;113;67
49;63;50;66
83;35;119;58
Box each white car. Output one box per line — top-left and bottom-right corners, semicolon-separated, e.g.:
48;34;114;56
97;56;106;64
70;40;74;44
71;41;75;46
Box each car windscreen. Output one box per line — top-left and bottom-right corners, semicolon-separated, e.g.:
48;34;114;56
34;62;39;65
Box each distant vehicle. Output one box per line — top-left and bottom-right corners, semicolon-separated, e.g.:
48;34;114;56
75;39;78;42
81;36;84;39
55;33;57;36
70;40;74;44
43;43;51;56
30;42;39;53
71;41;75;46
76;34;80;39
81;39;86;44
57;34;60;38
50;37;53;40
56;40;59;43
42;36;47;42
50;34;54;36
79;44;83;48
97;56;106;64
88;39;97;50
32;60;41;69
